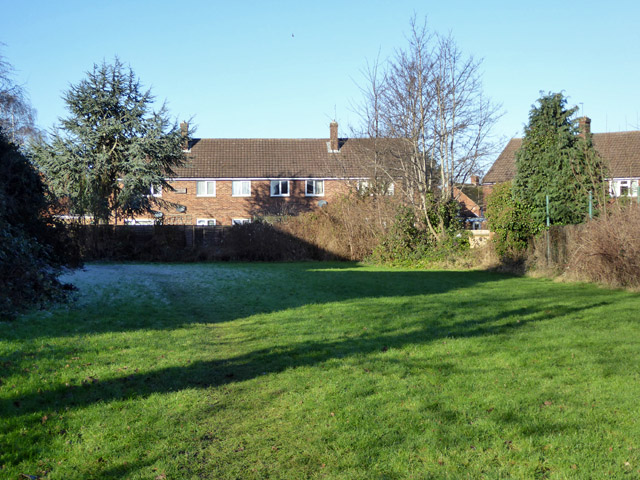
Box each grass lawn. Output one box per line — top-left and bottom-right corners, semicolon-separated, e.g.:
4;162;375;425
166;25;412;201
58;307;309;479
2;262;640;479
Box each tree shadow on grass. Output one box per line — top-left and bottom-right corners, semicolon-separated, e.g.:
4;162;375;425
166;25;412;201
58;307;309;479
0;294;613;420
15;265;511;339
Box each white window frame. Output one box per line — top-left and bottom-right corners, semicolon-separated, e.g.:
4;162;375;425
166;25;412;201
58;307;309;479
124;219;154;226
270;180;290;197
150;185;162;197
357;179;370;195
196;218;217;226
232;180;251;197
196;180;216;197
611;178;640;197
386;182;395;196
305;179;324;197
232;218;251;225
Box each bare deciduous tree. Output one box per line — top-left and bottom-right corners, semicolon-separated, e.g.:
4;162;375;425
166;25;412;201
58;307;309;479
0;49;40;145
352;17;501;242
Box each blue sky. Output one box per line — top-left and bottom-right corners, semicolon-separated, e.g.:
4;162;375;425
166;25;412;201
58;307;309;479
2;0;639;162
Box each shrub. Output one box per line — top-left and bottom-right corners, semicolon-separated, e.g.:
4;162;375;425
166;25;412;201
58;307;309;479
565;204;640;288
0;131;74;318
278;194;398;261
485;182;541;260
371;203;470;267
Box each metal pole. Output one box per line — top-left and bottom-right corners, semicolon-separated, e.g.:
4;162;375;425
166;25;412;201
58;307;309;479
546;195;550;228
588;191;593;219
546;195;551;265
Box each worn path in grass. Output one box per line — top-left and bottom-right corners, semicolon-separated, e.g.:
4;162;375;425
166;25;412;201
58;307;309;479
1;262;640;479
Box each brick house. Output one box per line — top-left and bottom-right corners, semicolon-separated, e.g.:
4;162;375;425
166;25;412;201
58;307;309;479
130;122;398;226
482;117;640;198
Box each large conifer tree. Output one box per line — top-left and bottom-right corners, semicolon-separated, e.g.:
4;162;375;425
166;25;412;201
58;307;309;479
513;92;605;226
33;59;189;224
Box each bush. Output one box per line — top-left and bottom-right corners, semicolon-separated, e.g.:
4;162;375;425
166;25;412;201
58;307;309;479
371;203;470;267
565;204;640;287
371;206;431;263
278;194;398;261
485;182;541;261
0;131;74;318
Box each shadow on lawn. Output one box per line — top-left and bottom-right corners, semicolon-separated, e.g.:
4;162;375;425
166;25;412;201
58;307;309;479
19;265;510;339
1;291;612;419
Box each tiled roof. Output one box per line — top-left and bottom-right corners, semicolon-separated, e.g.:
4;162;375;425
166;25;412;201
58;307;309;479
170;137;403;179
592;131;640;178
482;138;522;184
482;131;640;184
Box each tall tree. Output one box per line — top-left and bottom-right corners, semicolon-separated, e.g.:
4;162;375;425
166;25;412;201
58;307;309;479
33;58;190;224
0;49;40;145
353;17;500;242
513;92;605;226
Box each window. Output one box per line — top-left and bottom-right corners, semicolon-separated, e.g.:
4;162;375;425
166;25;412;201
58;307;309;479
386;182;395;196
196;219;217;226
196;180;216;197
357;180;370;195
306;180;324;196
232;180;251;197
232;218;251;225
124;219;154;226
150;185;162;197
270;180;289;197
619;180;630;197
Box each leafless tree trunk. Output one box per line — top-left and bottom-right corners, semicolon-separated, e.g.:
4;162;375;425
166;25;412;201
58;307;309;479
352;16;500;243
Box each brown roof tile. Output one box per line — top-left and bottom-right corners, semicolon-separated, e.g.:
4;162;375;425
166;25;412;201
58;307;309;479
482;138;522;184
170;137;403;179
592;131;640;178
482;131;640;184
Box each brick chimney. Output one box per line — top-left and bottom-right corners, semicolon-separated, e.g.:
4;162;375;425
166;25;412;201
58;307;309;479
330;121;339;152
470;175;480;186
180;121;189;150
578;116;591;139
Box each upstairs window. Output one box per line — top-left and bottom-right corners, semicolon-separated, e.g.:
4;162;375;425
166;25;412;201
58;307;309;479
270;180;289;197
306;180;324;196
232;180;251;197
150;185;162;197
232;218;251;225
196;180;216;197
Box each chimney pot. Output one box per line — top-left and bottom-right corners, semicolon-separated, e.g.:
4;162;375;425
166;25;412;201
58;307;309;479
578;116;591;138
330;121;339;152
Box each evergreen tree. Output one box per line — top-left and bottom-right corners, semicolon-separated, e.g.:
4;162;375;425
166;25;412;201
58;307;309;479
32;59;190;224
513;92;605;226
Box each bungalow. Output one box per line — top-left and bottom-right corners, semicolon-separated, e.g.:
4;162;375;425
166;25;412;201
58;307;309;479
482;117;640;198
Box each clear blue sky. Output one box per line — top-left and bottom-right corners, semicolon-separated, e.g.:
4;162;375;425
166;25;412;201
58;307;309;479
2;0;639;162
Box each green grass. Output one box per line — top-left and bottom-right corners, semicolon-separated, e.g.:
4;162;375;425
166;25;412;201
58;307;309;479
2;262;640;479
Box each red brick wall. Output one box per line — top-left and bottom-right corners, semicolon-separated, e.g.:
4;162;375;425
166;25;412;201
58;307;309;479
140;179;350;225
